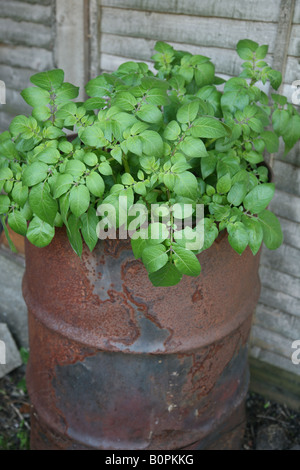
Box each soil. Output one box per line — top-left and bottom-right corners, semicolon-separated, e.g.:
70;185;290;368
0;365;299;451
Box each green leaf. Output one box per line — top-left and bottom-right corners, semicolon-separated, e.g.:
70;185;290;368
201;153;217;179
163;120;181;140
83;152;98;166
242;216;263;255
37;147;60;164
112;92;137;111
43;126;65;140
65;160;86;177
148;262;182;287
0;195;10;214
243;183;275;214
11;183;28;207
66;214;83;257
32;106;52;122
177;101;199;124
55;82;79;105
255;44;268;60
272;109;289;136
126;135;143;156
142;244;169;273
194;62;215;87
85;75;111;98
236;39;258;60
21;87;50;108
248;117;264;133
53;174;73;198
22;162;48;187
70;185;90;217
227;222;249;255
86;172;105;197
7;211;27;236
227;181;248;206
217;173;232;194
98;161;112;176
140;130;163;157
30;69;64;91
81;207;99;252
0;167;13;183
29;182;58;226
131;235;148;259
80;123;108;148
261;131;279;153
27;216;55;248
268;69;282;90
148;222;169;245
282;115;300;153
146;88;169;106
84;98;106;110
258;209;283;250
191;117;228;139
172;245;201;276
180;137;208;158
10;116;38;139
137;104;162;124
174;171;198;199
110;147;123;164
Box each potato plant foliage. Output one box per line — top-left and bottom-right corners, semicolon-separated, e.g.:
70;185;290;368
0;39;299;286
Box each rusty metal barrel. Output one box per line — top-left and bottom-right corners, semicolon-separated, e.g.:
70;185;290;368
23;228;261;450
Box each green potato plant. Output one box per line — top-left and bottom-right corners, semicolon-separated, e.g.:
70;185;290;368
0;39;299;286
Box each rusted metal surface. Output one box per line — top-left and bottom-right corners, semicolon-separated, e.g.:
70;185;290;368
23;228;261;450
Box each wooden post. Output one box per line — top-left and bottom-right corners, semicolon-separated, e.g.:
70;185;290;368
55;0;90;100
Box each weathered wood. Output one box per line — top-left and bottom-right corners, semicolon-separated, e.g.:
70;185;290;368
0;45;53;72
100;0;281;22
249;356;300;411
1;88;31;115
0;65;34;92
289;24;300;56
250;347;300;377
89;0;101;79
100;8;278;52
100;53;154;73
276;140;300;165
251;324;298;360
0;1;53;25
259;285;300;317
271;0;295;93
0;18;53;49
260;242;300;279
55;0;89;99
273;159;300;197
269;190;300;223
100;34;264;76
259;265;300;300
254;302;300;340
293;1;300;23
277;216;300;249
20;0;53;4
283;56;300;86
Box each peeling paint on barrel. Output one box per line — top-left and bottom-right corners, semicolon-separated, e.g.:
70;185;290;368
23;227;261;450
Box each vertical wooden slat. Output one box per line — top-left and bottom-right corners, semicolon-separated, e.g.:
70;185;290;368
55;0;90;99
89;0;101;79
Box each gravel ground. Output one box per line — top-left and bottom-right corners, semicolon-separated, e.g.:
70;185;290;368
0;365;299;451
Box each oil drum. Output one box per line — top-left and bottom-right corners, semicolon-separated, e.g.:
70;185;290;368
23;228;261;450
